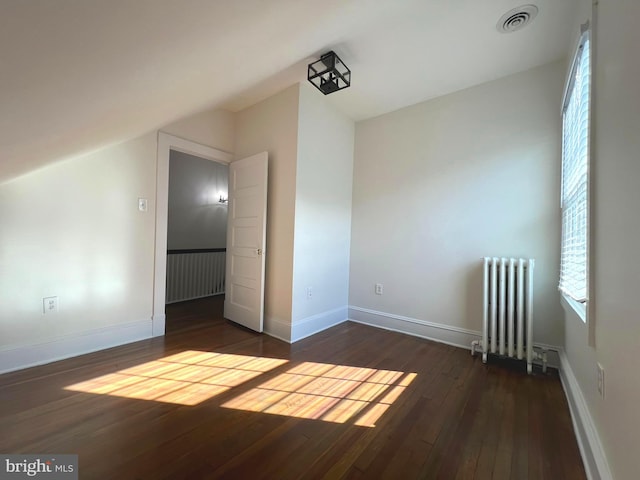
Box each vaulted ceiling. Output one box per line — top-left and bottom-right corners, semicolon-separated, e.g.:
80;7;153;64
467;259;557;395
0;0;577;183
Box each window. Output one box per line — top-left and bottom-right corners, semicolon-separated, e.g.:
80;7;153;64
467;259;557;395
560;30;590;313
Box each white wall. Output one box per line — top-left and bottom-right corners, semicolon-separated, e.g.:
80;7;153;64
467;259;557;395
234;85;300;341
0;108;235;373
349;61;565;349
0;133;157;372
562;1;640;479
167;150;228;250
290;83;354;341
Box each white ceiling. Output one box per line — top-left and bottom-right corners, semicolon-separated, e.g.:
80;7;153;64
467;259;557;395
0;0;577;183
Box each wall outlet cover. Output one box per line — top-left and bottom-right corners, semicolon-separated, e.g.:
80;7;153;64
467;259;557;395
43;296;58;314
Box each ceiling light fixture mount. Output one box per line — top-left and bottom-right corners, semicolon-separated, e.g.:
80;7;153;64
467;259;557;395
307;51;351;95
496;4;539;33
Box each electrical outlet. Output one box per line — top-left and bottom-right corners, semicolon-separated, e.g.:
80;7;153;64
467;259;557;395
43;296;58;314
375;283;383;295
597;363;605;398
306;287;312;300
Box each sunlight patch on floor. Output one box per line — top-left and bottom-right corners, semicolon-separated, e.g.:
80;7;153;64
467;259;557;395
64;351;288;405
65;352;416;424
222;362;417;427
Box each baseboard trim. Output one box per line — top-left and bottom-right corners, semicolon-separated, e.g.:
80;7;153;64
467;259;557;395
348;305;480;350
263;306;349;344
348;306;561;367
559;350;613;480
0;319;153;374
152;313;166;337
291;306;348;343
264;316;291;343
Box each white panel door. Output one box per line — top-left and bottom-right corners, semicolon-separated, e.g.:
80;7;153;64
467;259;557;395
224;152;268;332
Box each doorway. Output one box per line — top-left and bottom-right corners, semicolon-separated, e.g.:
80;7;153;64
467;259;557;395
153;132;232;337
165;149;229;329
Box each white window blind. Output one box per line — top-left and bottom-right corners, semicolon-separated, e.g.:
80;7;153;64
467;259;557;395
560;34;590;303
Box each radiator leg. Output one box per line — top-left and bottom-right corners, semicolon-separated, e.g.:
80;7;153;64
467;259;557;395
527;362;532;375
471;340;479;356
542;350;548;374
482;352;488;364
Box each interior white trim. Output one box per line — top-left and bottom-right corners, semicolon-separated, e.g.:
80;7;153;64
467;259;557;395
561;293;587;322
559;350;613;480
0;319;152;374
348;306;561;367
263;316;292;343
153;132;233;337
291;306;348;343
349;305;480;350
152;314;166;337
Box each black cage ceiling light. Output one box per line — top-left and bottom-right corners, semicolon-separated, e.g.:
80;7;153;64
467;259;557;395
307;51;351;95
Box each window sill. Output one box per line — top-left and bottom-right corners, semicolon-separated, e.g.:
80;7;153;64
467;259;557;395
561;293;587;323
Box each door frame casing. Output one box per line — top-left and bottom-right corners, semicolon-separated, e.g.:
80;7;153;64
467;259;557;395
153;131;233;336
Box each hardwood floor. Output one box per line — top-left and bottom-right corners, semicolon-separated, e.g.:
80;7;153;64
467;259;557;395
0;296;586;479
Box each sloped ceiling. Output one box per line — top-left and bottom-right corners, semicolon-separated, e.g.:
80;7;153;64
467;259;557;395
0;0;577;183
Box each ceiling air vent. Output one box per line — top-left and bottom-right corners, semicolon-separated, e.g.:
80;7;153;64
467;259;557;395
496;5;538;33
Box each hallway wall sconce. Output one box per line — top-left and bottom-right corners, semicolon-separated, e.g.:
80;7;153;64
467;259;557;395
308;51;351;95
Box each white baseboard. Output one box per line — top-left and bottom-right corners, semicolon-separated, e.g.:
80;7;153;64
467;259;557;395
152;313;166;337
559;350;613;480
348;306;561;367
0;319;153;374
264;316;292;343
348;305;480;350
264;306;348;344
291;306;348;343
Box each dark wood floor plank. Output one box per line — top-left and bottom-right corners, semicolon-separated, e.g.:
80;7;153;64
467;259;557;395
527;373;545;479
452;365;495;480
0;296;587;479
542;374;586;480
472;366;508;479
359;396;433;479
509;374;530;480
492;372;516;479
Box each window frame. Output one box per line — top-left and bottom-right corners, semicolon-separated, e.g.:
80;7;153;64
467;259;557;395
560;24;591;324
